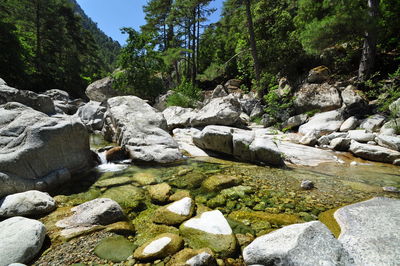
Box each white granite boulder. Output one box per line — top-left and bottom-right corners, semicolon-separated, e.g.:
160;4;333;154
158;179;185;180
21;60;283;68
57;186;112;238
243;221;351;266
0;190;56;217
340;116;359;132
375;134;400;151
180;210;237;258
347;130;375;143
294;83;341;113
349;140;400;164
0;217;46;266
299;110;344;137
153;197;195;225
334;197;400;266
360;114;386;132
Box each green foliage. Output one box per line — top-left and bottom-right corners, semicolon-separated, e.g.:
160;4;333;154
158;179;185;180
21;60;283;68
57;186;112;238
167;78;202;108
263;85;294;121
113;28;164;100
197;62;224;82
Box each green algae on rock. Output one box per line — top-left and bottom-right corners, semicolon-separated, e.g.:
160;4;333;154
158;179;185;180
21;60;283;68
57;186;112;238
166;248;217;266
318;208;341;238
153;197;195;225
102;185;145;211
201;175;242;192
94;235;137;262
133;233;183;261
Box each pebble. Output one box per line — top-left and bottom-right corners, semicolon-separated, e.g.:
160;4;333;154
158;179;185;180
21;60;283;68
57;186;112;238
301;180;314;190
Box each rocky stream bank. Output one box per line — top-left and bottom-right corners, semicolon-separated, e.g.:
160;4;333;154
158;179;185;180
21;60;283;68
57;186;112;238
0;75;399;265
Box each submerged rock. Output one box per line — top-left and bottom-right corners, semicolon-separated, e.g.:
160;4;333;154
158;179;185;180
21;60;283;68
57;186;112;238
94;235;136;262
0;217;46;266
148;183;172;203
0;190;56;218
243;221;351;266
180;210;237;258
0;103;93;198
102;96;182;164
133;233;183;261
334;197;400;265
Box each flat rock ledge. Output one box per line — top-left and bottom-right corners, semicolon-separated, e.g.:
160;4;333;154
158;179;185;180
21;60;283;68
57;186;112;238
334;197;400;265
243;221;351;266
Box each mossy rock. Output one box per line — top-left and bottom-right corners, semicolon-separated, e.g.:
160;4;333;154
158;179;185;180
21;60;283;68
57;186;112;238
63;189;102;206
201;175;242;192
133;233;183;261
132;172;157;185
169;190;191;201
153;197;195;225
94;176;133;188
170;172;207;189
228;210;302;232
207;195;226;208
148;183;171;203
166;248;216;266
220;185;254;200
102;185;145;211
105;221;135;235
226;218;255;235
318;208;341;238
94;235;137;262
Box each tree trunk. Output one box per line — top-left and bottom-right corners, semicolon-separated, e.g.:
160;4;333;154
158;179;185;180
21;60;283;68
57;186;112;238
244;0;261;91
191;7;197;84
35;0;42;74
358;0;379;80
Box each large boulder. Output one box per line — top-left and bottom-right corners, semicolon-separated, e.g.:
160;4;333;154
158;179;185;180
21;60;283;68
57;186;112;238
211;85;228;98
380;119;400;136
0;217;46;266
0;190;56;218
375;134;400;151
243;221;350;266
349;140;400;164
76;101;106;132
360;114;386;132
347;130;375;143
307;66;330;83
180;210;237;258
294;83;341;113
334;197;400;265
163;106;195;130
172;128;209;157
0;83;55;115
282;114;308;130
85;76;123;102
102;96;182;164
298;110;344;137
341;85;368;115
43;89;70;102
0;103;93;198
193;126;284;167
340;116;359;132
190;95;242;127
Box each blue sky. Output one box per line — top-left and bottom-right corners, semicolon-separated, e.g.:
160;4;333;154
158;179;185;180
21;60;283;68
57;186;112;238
76;0;224;45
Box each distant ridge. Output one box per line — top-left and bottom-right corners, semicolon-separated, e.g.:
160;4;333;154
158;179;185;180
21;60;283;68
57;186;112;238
68;0;121;72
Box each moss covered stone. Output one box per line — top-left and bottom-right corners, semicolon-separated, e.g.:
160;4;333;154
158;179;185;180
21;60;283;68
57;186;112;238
94;176;133;188
94;235;137;262
153;197;195;225
201;175;242;192
102;185;145;211
179;210;237;258
166;248;216;266
133;233;183;261
148;183;171;203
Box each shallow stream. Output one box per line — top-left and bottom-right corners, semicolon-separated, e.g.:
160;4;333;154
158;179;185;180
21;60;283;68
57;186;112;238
33;134;400;265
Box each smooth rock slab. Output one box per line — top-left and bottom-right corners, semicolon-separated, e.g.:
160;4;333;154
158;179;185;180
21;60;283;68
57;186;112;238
334;197;400;265
180;210;237;258
133;233;183;261
299;110;344;137
375;134;400;151
243;221;351;266
0;190;56;217
56;198;124;236
349;140;400;164
0;217;46;266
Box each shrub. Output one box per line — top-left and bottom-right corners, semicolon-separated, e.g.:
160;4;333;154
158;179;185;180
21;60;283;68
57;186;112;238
167;79;202;108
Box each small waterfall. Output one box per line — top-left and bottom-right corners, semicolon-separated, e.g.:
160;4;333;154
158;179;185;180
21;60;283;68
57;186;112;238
96;151;128;172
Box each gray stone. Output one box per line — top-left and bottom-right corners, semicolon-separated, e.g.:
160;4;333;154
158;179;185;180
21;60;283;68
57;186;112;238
260;114;276;128
330;138;351;151
299;110;344;138
243;221;350;266
163;106;195;130
76;101;106;131
375;134;400;151
341;85;368;115
43;89;70;102
347;130;375;143
154;90;173;111
301;180;314;190
240;97;259;116
282;114;308;129
249;137;285;166
85;76;122;102
334;197;400;266
0;103;92;198
360;114;386;132
294;83;342;113
389;98;400;117
249;102;264;119
134;233;184;261
191;95;242;127
0;83;55;114
0;217;46;266
211;85;228;98
0;78;6;86
172;128;209;157
317;135;331;146
103;96;182;164
307;66;330;83
349;140;400;164
340;116;359;132
325;132;349;140
193;126;234;155
382;186;399;193
299;131;318;146
225;79;241;89
380;119;400;135
277;77;292;97
56;198;124;237
0;190;56;217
